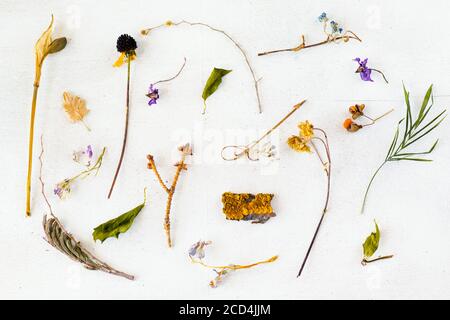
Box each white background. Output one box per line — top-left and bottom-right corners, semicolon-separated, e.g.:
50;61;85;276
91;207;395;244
1;0;450;300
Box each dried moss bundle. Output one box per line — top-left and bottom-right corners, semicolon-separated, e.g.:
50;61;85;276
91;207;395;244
221;193;275;224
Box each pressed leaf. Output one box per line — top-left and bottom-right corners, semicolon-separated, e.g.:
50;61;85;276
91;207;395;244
363;221;380;258
201;68;232;112
47;37;67;54
63;92;90;127
93;192;146;243
35;15;54;66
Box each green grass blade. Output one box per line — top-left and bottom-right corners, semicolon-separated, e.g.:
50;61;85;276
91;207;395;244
386;119;403;160
404;116;446;149
413;84;433;129
410;110;446;140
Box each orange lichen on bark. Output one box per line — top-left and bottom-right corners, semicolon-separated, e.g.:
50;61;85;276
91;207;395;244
221;193;275;224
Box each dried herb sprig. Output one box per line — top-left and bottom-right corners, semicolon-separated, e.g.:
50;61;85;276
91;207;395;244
54;147;106;199
141;20;263;113
361;85;446;213
258;12;361;57
189;240;278;288
287;121;332;278
108;34;137;199
146;144;192;247
26;15;67;216
38;137;134;280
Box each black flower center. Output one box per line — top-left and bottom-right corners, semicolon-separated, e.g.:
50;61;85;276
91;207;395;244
116;34;137;53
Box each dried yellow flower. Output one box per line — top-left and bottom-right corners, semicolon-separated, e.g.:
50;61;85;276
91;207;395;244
287;135;311;153
63;92;90;130
298;121;314;139
165;20;174;26
222;193;275;224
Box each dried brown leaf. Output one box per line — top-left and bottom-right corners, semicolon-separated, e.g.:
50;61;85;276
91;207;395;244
63;92;90;129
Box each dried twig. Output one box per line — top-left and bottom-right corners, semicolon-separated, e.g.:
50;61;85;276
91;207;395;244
147;144;192;247
141;20;263;113
39;136;134;280
153;57;187;85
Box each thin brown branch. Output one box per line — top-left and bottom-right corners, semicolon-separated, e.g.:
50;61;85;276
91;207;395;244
258;31;362;57
153;57;187;85
141;20;262;113
147;144;192;247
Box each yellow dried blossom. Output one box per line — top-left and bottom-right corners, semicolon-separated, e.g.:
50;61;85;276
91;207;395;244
298;121;314;139
165;20;174;26
222;193;275;224
287;135;311;153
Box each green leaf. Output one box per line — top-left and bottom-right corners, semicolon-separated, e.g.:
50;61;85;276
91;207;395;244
201;68;232;113
363;221;380;258
47;37;67;54
93;191;146;243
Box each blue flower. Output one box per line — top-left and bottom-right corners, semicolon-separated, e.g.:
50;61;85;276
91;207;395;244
318;12;327;22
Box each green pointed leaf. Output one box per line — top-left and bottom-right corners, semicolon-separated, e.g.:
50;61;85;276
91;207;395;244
93;192;146;243
201;68;232;112
363;221;380;258
47;37;67;54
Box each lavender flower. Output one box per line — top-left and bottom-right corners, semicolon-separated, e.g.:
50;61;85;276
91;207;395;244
354;58;389;83
146;84;159;106
354;58;373;82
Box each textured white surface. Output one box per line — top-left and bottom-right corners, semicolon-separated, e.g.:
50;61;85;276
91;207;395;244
1;0;450;299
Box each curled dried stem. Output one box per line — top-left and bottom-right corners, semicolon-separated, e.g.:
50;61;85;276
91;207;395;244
147;144;192;247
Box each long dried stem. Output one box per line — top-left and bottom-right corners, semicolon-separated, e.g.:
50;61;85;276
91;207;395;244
26;79;40;216
108;57;131;199
297;128;331;278
147;144;192;247
141;21;262;113
258;31;361;56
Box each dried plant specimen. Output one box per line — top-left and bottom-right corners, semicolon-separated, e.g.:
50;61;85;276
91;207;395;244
26;15;67;216
258;12;361;57
108;34;138;199
146;144;192;247
361;221;393;265
38;136;133;280
141;20;263;113
361;85;446;213
147;57;186;106
221;100;306;161
202;68;232;114
354;58;388;83
189;240;278;288
287;121;332;278
93;190;147;243
62;92;90;131
342;104;393;132
222;193;276;224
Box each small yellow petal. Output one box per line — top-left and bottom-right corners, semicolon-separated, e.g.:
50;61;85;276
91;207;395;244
113;52;125;67
298;121;314;139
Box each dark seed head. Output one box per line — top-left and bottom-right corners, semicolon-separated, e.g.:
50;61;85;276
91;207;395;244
116;34;137;53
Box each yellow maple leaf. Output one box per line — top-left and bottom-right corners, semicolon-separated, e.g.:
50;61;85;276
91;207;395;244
63;91;90;131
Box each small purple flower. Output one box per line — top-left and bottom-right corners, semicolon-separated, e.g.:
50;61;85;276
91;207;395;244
86;145;93;158
73;145;94;167
354;58;373;82
146;84;159;106
54;179;71;199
